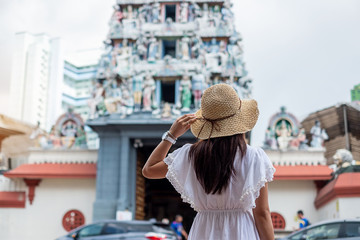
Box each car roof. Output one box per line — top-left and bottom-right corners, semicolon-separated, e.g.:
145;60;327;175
92;220;152;224
67;220;157;234
308;218;360;227
286;218;360;237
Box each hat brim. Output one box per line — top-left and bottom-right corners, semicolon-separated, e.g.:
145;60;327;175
190;99;259;139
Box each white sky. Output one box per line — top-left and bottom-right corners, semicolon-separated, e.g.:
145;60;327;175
0;0;359;146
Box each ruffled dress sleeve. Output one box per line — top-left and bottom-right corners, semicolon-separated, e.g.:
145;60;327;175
239;147;275;211
163;144;198;211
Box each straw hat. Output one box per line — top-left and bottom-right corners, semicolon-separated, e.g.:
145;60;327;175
190;84;259;139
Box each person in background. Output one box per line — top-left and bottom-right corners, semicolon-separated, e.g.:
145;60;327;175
170;215;188;240
297;210;310;229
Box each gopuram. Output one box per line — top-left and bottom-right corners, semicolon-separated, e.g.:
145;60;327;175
87;0;253;226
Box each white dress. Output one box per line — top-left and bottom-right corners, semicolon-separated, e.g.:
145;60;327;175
164;144;275;240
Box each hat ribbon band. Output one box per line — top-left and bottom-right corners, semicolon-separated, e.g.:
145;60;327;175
196;99;242;139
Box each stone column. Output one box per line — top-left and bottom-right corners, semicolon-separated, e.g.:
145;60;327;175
93;130;121;220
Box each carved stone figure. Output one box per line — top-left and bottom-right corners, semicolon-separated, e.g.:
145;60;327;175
188;2;201;21
180;74;192;111
74;126;87;149
115;39;132;74
49;125;62;149
136;34;148;60
88;80;105;119
289;127;308;150
148;35;159;62
119;87;134;118
180;2;189;23
142;73;156;111
125;5;134;19
238;76;253;99
104;78;123;114
212;5;222;27
192;69;207;109
310;120;329;148
276;120;293;151
191;35;202;58
208;38;219;53
181;37;190;60
264;127;277;150
132;73;144;112
228;36;244;71
162;102;172;119
221;1;234;32
152;2;161;23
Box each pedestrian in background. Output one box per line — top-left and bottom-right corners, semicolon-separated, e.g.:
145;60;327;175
143;84;275;239
170;215;188;240
297;210;310;229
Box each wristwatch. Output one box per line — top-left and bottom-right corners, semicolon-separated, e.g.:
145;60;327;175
162;131;177;144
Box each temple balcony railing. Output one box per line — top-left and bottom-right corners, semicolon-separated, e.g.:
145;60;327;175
0;175;25;192
265;149;327;166
115;59;203;76
7;149;98;170
116;0;225;4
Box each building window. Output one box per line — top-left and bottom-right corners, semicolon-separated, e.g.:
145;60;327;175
163;40;176;58
271;212;286;229
161;81;175;103
62;209;85;232
165;5;176;22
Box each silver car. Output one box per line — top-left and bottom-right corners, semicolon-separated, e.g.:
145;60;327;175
56;220;177;240
279;219;360;240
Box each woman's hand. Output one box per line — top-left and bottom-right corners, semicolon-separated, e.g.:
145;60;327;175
169;114;197;138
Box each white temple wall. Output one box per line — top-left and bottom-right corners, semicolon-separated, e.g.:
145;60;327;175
338;198;360;219
268;180;319;231
318;197;360;221
0;178;96;240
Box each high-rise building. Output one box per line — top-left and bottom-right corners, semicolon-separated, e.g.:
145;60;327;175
351;83;360;102
62;49;101;149
9;32;63;131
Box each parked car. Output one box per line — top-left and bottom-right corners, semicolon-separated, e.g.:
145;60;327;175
56;220;177;240
279;219;360;240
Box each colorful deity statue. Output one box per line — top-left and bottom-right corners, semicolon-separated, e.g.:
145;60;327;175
118;87;134;118
180;74;192;111
88;80;106;119
74;126;87;149
142;73;156;111
115;39;132;74
192;69;207;109
276;120;293;151
310;120;329;148
105;77;123;114
132;72;144;112
289;128;308;150
264;126;277;150
48;125;62;149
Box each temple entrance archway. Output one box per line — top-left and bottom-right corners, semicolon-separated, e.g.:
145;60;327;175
136;146;196;232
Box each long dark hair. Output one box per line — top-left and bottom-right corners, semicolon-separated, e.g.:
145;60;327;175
189;134;247;195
